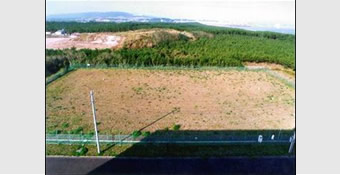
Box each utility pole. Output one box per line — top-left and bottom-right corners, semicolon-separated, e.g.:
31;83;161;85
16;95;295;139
90;90;100;154
288;131;295;154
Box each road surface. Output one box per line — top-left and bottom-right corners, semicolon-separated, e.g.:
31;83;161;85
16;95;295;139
46;156;295;175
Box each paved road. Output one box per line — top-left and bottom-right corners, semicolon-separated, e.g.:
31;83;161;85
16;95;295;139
47;156;295;175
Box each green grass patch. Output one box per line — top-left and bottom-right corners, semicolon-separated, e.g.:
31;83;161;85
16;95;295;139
70;127;84;134
61;122;69;128
73;144;89;156
48;129;62;134
132;130;142;138
142;131;151;137
172;124;181;131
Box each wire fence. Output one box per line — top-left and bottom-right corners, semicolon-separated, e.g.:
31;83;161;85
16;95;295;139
46;130;295;145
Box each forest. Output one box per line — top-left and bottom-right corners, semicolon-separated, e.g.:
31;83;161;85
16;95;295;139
46;22;295;77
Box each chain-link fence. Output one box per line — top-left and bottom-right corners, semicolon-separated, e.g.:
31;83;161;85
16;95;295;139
46;129;295;145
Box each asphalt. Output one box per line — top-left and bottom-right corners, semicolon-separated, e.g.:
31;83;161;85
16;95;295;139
46;156;295;175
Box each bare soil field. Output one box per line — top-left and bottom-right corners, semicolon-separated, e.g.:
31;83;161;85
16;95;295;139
46;68;295;134
46;28;196;50
46;33;123;50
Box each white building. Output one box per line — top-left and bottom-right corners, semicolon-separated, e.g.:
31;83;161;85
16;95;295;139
53;29;66;36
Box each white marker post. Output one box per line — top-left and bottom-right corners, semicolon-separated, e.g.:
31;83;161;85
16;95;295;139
258;135;263;143
288;131;296;154
90;90;100;154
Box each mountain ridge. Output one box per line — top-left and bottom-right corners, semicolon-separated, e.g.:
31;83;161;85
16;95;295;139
46;11;175;23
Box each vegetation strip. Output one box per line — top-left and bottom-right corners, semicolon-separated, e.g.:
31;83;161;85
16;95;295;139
46;134;293;145
46;143;294;157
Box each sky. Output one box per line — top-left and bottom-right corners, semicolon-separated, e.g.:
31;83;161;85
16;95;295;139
46;0;295;29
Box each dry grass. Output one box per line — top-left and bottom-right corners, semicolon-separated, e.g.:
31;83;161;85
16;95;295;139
46;68;295;134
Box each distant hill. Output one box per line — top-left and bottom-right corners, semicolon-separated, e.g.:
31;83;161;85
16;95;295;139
46;11;175;23
46;11;294;34
47;12;134;20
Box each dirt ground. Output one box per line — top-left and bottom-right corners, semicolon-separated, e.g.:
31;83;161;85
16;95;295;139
46;33;124;50
46;29;195;50
46;68;295;134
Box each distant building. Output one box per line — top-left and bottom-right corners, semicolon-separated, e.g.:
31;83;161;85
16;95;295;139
46;31;51;35
53;29;66;36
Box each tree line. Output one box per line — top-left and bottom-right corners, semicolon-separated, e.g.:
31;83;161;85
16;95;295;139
46;22;295;41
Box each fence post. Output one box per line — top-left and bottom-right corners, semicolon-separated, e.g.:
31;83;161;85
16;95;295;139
278;129;282;140
55;130;58;144
119;133;122;146
54;131;59;143
80;131;83;144
288;131;296;154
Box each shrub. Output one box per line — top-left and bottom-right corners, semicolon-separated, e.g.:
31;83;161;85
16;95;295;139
62;122;69;128
46;56;70;77
48;129;61;134
74;145;88;156
132;130;142;138
71;127;83;134
142;131;151;137
173;124;181;131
